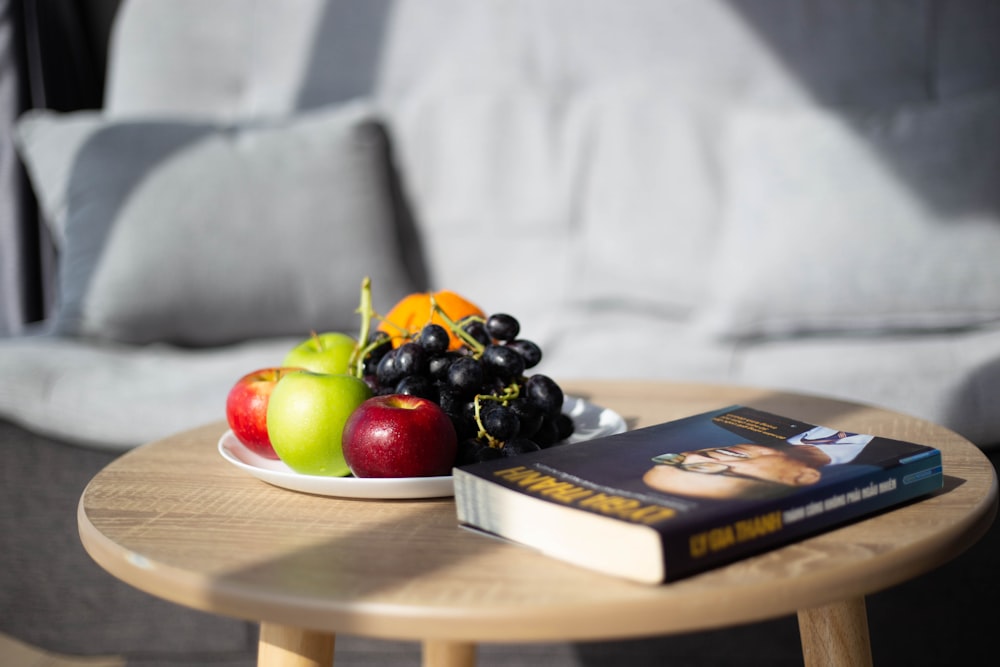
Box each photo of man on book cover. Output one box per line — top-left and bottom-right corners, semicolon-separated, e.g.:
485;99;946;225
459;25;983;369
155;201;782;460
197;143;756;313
640;408;920;501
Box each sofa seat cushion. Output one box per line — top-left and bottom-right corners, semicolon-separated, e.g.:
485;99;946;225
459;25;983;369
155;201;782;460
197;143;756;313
734;324;1000;447
539;307;1000;448
0;334;299;451
538;308;739;385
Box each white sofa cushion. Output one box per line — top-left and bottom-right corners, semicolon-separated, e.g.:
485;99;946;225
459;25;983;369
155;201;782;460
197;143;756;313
14;101;417;346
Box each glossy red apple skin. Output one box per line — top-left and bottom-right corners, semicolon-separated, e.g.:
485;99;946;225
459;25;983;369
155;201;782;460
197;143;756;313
342;395;458;478
225;367;300;459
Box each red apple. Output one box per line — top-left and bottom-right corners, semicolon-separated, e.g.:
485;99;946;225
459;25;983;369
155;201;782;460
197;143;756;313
225;367;300;459
342;395;458;478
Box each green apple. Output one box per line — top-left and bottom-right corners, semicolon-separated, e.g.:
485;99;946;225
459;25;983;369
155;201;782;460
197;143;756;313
266;370;373;476
282;332;358;375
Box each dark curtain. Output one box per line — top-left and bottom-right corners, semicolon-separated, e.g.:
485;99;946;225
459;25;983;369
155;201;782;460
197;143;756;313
0;0;115;335
0;0;34;335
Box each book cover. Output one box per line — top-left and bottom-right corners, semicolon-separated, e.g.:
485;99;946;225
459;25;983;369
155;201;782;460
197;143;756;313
453;405;943;584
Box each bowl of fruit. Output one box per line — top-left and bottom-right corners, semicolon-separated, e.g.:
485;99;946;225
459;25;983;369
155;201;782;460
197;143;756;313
219;279;626;498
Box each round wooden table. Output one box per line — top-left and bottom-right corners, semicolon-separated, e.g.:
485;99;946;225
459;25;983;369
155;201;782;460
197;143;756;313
78;381;997;667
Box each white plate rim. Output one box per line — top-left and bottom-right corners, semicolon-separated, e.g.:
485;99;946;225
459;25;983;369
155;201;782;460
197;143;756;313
217;395;627;499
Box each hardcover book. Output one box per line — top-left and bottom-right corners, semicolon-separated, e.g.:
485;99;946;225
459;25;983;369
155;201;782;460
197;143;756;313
453;405;943;584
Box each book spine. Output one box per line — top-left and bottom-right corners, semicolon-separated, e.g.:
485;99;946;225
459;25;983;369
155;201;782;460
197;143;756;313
659;451;943;581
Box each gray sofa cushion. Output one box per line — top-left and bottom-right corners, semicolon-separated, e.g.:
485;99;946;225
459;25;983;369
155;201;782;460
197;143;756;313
14;101;416;346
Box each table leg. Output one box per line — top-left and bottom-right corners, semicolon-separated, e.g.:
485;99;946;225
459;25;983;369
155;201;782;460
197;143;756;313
258;623;335;667
797;597;872;667
422;640;476;667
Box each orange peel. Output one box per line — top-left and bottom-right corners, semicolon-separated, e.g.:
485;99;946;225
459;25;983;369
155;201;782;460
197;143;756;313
378;290;484;350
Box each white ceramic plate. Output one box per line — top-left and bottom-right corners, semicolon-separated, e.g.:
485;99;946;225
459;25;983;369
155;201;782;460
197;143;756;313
217;396;626;499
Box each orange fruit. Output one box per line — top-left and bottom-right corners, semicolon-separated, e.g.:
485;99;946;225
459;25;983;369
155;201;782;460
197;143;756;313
378;290;484;350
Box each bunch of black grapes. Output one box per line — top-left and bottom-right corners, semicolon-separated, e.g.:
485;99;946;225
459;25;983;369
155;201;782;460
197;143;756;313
360;313;574;465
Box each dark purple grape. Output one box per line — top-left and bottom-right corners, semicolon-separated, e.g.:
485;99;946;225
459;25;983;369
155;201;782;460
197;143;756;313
501;438;541;457
363;332;393;374
554;412;575;441
447;356;484;395
486;313;520;342
533;417;560;447
524;374;564;416
448;414;478;442
395;375;437;401
417;324;450;354
481;344;525;381
375;349;403;386
455;437;505;466
394;342;428;377
461;318;491;346
506;339;542;369
509;397;542;438
481;374;506;396
482;404;519;441
367;330;392;354
455;439;485;466
475;445;504;462
363;355;381;376
459;397;479;424
442;390;474;425
444;396;479;442
437;385;463;413
428;351;457;380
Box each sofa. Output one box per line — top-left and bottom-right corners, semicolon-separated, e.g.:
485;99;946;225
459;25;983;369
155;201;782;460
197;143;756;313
1;1;999;665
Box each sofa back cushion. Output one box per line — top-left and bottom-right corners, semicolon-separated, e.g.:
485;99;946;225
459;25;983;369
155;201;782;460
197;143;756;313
16;101;419;346
96;0;1000;329
700;93;1000;338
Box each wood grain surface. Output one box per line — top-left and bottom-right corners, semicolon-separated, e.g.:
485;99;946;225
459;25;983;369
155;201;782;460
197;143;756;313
78;381;998;644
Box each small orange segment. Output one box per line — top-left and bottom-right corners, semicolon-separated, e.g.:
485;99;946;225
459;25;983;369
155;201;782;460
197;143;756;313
378;290;484;350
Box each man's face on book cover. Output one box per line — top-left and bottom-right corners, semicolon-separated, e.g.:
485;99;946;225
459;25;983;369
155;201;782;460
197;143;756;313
642;443;823;500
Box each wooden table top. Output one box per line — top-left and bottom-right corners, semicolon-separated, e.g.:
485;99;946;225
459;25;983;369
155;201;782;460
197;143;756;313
78;380;997;643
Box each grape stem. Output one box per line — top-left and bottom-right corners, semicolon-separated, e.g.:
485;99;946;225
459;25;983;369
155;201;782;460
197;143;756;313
472;396;498;447
429;296;486;356
349;277;376;379
472;383;521;448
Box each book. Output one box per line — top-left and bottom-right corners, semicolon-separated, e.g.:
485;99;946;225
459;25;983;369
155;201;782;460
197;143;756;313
453;405;943;584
